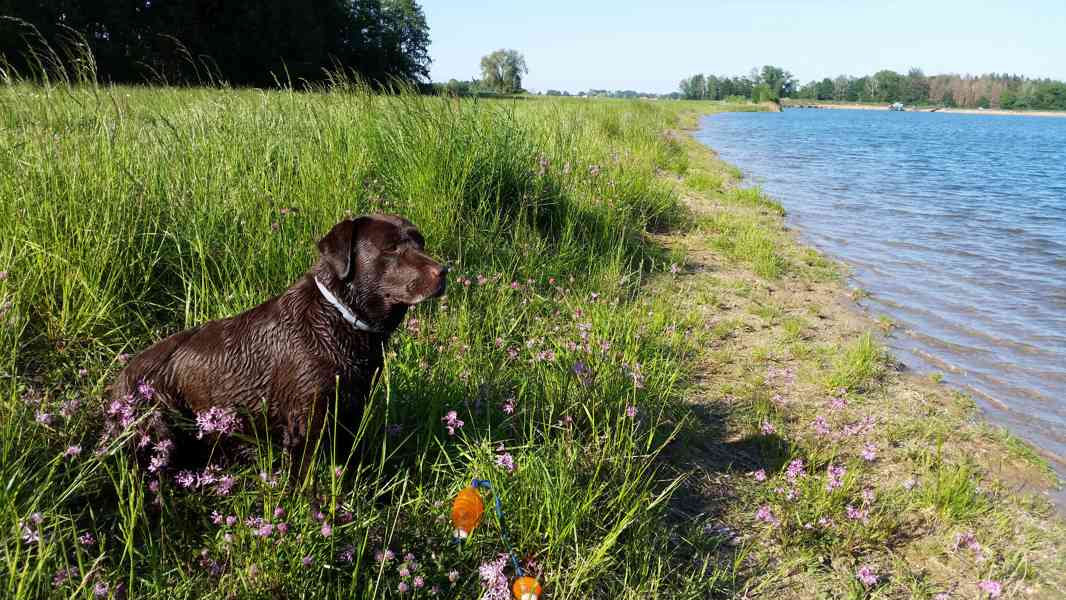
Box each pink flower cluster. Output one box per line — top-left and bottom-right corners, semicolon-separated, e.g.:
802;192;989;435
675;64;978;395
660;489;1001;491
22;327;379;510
478;553;512;600
755;505;778;525
856;564;878;586
441;410;464;436
826;463;846;491
195;406;241;439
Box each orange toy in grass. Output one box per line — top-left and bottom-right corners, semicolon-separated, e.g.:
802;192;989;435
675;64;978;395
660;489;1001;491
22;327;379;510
512;576;542;600
451;486;484;539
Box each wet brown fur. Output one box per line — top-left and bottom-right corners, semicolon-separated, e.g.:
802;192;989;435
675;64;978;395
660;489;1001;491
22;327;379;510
109;214;446;474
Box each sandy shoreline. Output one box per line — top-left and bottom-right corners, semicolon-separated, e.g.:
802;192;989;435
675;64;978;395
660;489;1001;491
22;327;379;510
786;102;1066;118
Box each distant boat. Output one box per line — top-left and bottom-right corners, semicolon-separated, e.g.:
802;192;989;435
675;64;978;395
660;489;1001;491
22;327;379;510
889;102;905;111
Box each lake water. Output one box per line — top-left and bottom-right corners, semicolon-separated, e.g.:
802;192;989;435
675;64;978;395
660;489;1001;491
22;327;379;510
696;108;1066;487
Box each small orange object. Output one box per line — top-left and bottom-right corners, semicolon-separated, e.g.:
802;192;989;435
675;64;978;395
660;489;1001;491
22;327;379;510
451;486;484;539
512;576;542;600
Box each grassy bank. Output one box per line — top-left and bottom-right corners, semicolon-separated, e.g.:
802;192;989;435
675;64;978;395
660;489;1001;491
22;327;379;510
0;82;764;599
1;81;1062;600
655;109;1066;598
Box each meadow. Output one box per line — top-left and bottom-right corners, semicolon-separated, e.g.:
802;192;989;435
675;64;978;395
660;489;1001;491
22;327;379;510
1;75;1064;599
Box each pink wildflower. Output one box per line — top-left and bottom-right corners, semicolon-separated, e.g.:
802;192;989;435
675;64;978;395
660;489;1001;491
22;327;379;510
753;469;767;482
302;555;313;567
413;575;425;588
826;463;846;491
625;405;638;418
195;406;240;438
175;470;197;488
320;523;332;537
760;420;776;435
856;565;878;586
215;475;236;496
397;581;410;593
478;553;511;600
861;443;877;462
64;445;82;459
441;410;464;436
812;415;831;436
755;505;778;525
977;580;1002;598
785;459;806;481
501;398;515;414
496;452;516;473
845;504;869;523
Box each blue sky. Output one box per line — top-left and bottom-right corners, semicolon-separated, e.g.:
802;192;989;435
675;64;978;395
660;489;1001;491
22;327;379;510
420;1;1066;94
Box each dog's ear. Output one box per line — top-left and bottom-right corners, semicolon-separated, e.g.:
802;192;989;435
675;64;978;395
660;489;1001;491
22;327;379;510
317;218;361;280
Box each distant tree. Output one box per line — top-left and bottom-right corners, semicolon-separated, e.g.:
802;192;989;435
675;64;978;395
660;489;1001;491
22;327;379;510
704;74;720;100
545;89;562;96
678;74;706;99
444;78;475;96
795;81;815;99
751;82;773;103
849;76;868;101
976;95;991;109
941;90;957;107
871;69;905;102
833;75;851;101
479;49;527;93
999;88;1017;109
815;77;834;100
905;67;930;104
757;65;797;99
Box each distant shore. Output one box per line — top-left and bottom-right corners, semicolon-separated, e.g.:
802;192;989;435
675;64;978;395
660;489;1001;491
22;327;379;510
783;100;1066;118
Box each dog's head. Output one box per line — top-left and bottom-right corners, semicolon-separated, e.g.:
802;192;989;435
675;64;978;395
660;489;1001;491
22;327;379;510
316;215;447;330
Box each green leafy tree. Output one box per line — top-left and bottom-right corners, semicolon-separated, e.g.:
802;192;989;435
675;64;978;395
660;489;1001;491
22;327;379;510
872;69;905;102
757;65;797;100
905;67;929;104
815;77;834;100
751;83;773;103
479;49;527;94
0;0;432;86
678;74;706;99
704;74;720;100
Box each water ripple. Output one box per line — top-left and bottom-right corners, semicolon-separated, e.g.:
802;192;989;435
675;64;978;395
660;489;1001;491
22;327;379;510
698;109;1066;483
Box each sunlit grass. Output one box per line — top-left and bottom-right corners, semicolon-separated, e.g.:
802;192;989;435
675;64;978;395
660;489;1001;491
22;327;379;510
0;75;757;598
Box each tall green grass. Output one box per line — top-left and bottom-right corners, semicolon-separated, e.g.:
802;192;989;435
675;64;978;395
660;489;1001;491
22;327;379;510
0;77;743;597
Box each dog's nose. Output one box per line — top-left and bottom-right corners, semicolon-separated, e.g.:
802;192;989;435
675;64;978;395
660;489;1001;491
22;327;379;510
438;264;450;276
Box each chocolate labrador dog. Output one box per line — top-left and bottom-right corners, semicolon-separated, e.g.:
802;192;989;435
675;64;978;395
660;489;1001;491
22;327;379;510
109;214;446;479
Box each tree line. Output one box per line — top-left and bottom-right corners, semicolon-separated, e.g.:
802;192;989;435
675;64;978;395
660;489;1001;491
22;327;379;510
679;66;1066;111
0;0;431;87
679;66;797;103
793;70;1066;110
